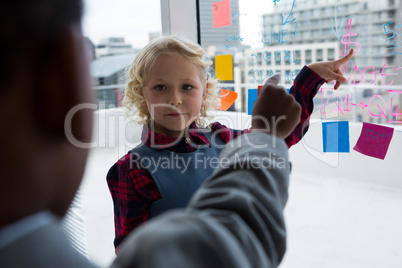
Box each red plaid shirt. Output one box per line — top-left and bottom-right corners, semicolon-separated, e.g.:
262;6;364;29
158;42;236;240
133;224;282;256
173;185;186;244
107;65;325;250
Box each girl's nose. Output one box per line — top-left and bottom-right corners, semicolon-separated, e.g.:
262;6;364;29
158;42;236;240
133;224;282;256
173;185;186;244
169;90;182;106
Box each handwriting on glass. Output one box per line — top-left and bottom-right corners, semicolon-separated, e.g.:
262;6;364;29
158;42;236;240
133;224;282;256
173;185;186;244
320;88;402;124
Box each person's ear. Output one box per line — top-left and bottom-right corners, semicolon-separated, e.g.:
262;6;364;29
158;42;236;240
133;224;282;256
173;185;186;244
34;24;93;142
202;82;209;106
140;90;146;107
138;87;147;107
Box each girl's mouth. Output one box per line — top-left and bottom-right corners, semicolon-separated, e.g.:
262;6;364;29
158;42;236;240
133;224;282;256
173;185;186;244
166;113;184;117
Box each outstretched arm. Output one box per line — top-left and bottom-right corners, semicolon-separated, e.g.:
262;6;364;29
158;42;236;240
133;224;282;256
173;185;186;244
307;48;354;90
286;48;354;147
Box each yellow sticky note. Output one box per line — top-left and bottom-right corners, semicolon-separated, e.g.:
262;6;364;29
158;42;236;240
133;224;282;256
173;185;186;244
215;55;233;81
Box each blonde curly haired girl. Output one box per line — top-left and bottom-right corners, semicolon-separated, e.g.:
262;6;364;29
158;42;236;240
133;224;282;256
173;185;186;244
123;36;220;131
107;36;254;251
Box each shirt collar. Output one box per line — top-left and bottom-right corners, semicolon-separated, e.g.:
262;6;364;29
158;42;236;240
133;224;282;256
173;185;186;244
0;211;56;250
141;121;211;150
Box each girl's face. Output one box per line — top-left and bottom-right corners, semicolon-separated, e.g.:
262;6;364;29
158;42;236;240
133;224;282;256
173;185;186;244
142;52;206;137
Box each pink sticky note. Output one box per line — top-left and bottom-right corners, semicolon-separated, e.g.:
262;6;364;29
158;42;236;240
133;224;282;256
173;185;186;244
213;0;231;28
353;122;394;160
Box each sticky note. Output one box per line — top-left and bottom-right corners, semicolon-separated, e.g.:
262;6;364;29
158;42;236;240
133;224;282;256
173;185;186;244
258;85;263;95
215;55;233;81
213;0;231;28
353;122;394;160
247;89;258;115
216;89;237;111
322;121;350;153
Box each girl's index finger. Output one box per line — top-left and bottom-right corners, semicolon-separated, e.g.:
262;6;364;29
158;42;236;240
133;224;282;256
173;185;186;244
338;47;354;64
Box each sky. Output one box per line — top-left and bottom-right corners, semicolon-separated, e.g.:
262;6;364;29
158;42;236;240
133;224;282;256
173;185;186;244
82;0;162;47
82;0;275;48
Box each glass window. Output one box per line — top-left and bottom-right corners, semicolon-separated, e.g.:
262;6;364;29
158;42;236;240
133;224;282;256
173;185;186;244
374;46;382;54
257;52;262;66
325;7;332;16
305;49;312;58
80;2;402;268
294;50;301;63
373;57;383;66
359;56;369;66
363;2;368;10
316;49;323;61
337;4;347;13
274;51;281;65
327;48;335;61
284;50;291;65
83;0;162;109
264;51;272;65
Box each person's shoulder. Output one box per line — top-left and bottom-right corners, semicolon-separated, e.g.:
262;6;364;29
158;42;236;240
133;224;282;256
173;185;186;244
0;215;96;268
115;143;148;166
208;121;230;132
107;147;143;179
118;151;138;164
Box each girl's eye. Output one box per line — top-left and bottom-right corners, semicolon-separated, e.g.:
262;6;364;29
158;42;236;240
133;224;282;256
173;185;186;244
182;84;193;91
155;85;167;91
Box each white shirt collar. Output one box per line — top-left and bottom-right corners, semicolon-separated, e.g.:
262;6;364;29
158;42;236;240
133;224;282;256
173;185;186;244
0;211;56;250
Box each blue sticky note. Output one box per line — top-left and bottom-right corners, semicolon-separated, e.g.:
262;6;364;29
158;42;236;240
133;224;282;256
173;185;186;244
247;89;258;115
322;121;350;153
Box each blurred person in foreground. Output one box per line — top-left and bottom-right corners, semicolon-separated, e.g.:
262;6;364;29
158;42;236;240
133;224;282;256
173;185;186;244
0;0;319;267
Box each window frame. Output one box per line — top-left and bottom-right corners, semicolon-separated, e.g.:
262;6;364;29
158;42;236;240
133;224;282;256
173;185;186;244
160;0;199;44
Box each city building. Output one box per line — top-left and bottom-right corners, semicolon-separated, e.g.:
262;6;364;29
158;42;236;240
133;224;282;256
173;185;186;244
90;53;136;108
96;37;137;57
84;37;97;62
148;32;161;42
199;0;242;54
198;0;247;111
244;0;402;122
255;0;402;83
72;3;402;267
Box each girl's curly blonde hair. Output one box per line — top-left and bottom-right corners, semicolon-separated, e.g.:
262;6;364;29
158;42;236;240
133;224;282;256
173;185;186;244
123;36;220;127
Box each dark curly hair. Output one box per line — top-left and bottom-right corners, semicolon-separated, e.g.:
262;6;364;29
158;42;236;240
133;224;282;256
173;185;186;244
0;0;83;88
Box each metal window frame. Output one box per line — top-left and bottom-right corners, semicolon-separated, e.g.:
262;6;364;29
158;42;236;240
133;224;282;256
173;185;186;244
160;0;200;44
